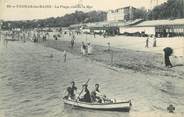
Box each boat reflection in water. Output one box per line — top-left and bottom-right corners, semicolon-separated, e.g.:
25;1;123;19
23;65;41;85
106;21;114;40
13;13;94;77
63;98;131;112
63;104;130;117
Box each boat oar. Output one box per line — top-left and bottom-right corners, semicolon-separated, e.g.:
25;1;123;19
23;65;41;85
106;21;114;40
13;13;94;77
76;79;90;101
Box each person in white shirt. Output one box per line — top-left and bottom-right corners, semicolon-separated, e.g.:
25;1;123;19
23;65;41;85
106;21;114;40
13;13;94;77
87;43;93;55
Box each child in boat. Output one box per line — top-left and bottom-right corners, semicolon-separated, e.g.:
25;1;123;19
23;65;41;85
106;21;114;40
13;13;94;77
64;81;77;100
79;84;91;102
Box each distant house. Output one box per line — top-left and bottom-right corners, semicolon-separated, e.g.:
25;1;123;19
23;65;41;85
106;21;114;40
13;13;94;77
107;6;137;21
119;18;184;37
135;19;184;37
69;18;184;37
69;19;143;36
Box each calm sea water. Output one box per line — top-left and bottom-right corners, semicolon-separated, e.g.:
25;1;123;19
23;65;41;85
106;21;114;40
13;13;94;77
0;41;184;117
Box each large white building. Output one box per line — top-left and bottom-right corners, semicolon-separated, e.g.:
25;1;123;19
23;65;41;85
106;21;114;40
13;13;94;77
107;6;137;21
119;18;184;37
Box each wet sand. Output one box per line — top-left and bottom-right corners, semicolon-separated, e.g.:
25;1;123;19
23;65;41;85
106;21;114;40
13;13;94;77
43;39;184;79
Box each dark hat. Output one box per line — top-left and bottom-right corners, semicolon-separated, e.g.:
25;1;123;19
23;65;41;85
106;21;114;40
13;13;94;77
163;47;173;56
95;84;99;86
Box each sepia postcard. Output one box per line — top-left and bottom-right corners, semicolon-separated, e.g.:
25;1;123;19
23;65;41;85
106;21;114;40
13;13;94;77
0;0;184;117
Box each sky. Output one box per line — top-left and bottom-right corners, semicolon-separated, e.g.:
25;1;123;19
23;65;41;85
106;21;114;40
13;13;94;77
0;0;167;21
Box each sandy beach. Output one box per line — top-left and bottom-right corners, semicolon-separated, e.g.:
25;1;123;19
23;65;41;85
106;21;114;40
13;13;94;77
54;33;184;56
42;34;184;79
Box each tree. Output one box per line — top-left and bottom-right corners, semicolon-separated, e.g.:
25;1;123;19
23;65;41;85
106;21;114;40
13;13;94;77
150;0;184;20
2;10;107;29
134;7;148;20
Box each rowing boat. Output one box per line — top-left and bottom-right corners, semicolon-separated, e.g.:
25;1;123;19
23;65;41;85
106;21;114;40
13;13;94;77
63;98;132;112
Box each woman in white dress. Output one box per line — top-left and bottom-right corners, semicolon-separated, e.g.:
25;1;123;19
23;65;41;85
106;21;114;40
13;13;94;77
87;43;93;55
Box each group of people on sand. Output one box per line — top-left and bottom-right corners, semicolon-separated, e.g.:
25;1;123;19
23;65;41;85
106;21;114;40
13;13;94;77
81;42;93;55
64;81;111;103
145;36;157;48
33;32;49;43
69;33;93;55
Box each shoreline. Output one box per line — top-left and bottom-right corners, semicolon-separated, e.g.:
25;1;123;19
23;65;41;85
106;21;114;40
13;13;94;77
40;39;184;79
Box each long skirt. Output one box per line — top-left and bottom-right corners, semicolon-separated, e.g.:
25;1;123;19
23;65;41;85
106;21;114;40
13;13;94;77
81;47;86;55
165;55;172;67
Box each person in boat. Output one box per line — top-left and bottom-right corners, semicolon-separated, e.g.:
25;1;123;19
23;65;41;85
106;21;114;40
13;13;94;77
79;84;91;103
91;84;106;103
64;81;77;100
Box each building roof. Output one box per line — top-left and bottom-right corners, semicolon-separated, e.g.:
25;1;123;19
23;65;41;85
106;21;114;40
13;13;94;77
69;19;143;29
135;18;184;27
69;18;184;29
86;19;143;28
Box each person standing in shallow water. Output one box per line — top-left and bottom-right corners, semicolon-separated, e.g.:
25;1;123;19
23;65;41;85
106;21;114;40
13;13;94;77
87;43;93;55
81;42;87;55
107;42;111;51
71;34;75;48
145;37;149;48
63;50;67;62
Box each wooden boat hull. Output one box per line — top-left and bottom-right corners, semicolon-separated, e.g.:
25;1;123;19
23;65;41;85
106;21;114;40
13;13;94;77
63;98;131;112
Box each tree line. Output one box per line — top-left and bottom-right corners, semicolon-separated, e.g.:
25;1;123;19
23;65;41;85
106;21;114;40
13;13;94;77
2;0;184;29
2;11;107;29
134;0;184;20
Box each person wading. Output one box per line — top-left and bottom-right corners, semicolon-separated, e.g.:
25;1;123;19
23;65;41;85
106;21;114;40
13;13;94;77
63;50;67;62
71;34;75;49
87;43;93;55
81;42;87;55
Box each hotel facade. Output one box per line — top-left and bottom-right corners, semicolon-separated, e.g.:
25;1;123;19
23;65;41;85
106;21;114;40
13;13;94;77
107;6;137;21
